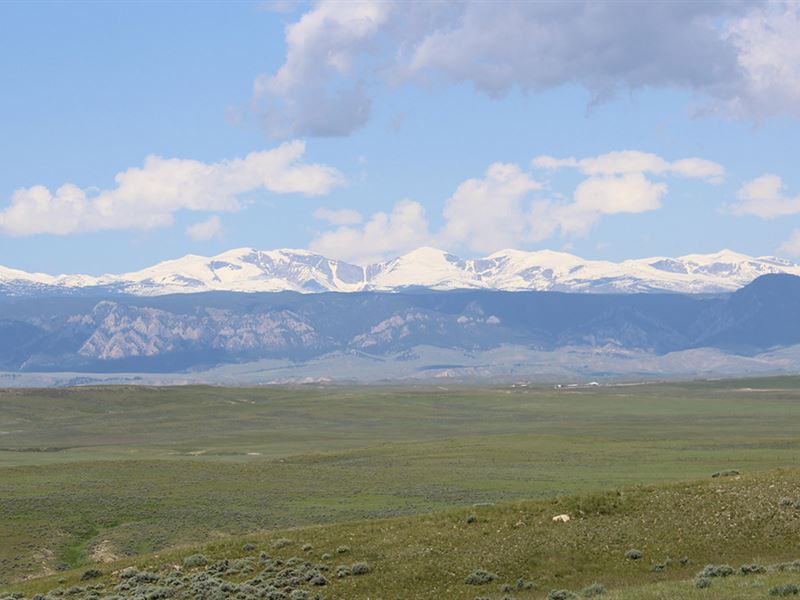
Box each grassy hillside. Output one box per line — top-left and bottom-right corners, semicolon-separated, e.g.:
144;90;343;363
1;379;799;585
3;469;800;599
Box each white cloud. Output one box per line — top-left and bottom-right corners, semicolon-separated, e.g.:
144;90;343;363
547;173;668;237
534;150;725;183
723;3;800;119
439;163;542;253
731;174;800;218
0;141;343;236
309;199;431;264
312;150;720;260
257;1;800;137
779;229;800;257
529;150;723;237
313;207;363;225
254;0;392;137
186;216;223;241
573;173;666;214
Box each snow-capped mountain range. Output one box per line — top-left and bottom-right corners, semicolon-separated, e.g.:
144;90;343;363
2;246;799;296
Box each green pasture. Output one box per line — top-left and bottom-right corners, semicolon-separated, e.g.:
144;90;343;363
1;378;799;587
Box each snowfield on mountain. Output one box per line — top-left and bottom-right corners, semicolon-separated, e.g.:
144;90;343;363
2;246;800;297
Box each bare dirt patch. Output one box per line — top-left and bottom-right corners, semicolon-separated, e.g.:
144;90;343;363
90;540;120;563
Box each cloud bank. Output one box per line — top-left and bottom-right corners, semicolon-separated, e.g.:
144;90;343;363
732;174;800;219
311;150;724;263
311;199;431;265
730;175;800;257
0;141;343;236
257;0;800;137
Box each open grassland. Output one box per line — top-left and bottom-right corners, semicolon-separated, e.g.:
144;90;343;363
3;469;800;599
1;378;799;586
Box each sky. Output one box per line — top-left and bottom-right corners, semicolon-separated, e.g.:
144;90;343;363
1;0;800;275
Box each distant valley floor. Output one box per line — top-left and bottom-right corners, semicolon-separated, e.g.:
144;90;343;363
3;343;800;387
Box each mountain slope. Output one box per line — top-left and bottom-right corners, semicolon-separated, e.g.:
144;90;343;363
2;247;799;297
1;274;799;374
118;248;366;294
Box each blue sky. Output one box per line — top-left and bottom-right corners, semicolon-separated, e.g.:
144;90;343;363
1;1;800;274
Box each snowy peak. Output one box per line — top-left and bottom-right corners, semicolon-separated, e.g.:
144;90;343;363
2;247;800;296
367;247;476;290
118;248;365;294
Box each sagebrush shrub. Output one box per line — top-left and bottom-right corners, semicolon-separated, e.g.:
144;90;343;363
711;469;740;478
516;578;535;590
80;569;102;581
465;570;497;585
769;583;800;596
351;562;371;575
624;549;642;560
335;565;352;578
740;563;766;575
773;560;800;573
548;590;578;600
697;564;734;578
183;554;209;568
581;582;606;596
695;576;712;589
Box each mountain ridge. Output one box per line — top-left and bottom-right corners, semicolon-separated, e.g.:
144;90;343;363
1;246;799;297
1;273;800;377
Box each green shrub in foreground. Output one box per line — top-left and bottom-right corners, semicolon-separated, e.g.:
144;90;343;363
711;469;740;478
773;560;800;573
697;564;734;578
694;576;712;589
335;565;352;578
548;590;578;600
182;554;208;568
80;569;102;581
351;562;371;575
465;570;497;585
769;583;800;596
516;577;535;590
740;563;766;575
